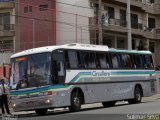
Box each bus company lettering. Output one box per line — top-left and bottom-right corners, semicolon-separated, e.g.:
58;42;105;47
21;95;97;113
92;71;111;77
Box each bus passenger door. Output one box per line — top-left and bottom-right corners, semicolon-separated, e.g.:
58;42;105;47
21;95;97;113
52;50;65;84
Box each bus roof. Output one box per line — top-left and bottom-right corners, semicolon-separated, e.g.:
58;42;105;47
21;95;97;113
11;43;152;58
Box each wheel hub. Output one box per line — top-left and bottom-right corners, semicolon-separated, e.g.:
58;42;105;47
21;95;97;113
74;97;80;106
136;89;141;101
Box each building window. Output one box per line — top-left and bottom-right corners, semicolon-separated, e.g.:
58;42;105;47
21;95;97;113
0;40;13;50
108;7;114;19
29;6;32;12
131;14;138;29
149;42;155;53
24;7;28;13
103;39;112;47
104;6;108;10
117;37;125;49
39;4;48;11
24;6;32;13
132;39;136;50
120;9;126;27
148;18;155;29
0;13;10;30
0;13;10;24
150;0;155;3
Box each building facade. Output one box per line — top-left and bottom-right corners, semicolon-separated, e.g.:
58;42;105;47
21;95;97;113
89;0;160;65
0;0;15;66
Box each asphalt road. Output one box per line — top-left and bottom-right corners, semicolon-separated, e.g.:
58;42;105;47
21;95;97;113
6;98;160;120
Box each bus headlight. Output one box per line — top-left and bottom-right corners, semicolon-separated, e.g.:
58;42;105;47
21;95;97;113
13;103;16;108
45;99;51;104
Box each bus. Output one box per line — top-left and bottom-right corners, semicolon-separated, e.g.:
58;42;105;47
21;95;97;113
9;43;156;115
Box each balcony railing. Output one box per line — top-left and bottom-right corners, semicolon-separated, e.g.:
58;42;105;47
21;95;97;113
0;24;14;31
109;19;126;27
89;16;160;39
131;23;143;30
111;0;160;14
0;24;15;36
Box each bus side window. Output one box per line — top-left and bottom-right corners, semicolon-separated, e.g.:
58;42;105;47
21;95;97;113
144;55;154;69
107;53;112;68
140;55;145;68
65;51;82;69
130;55;134;68
82;52;96;69
68;51;79;69
122;54;126;68
132;55;137;68
96;52;108;69
135;55;141;68
111;54;121;69
122;54;133;69
65;51;70;69
133;54;145;69
127;55;133;68
77;52;83;68
117;54;123;68
96;53;101;68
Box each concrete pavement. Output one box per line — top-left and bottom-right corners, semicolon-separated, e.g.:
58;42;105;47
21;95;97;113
0;94;160;116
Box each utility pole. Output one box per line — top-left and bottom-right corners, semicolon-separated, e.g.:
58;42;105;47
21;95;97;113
1;46;5;77
98;0;103;45
127;0;132;50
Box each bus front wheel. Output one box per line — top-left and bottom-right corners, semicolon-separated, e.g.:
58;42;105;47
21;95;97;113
69;92;82;112
128;86;142;104
35;108;48;116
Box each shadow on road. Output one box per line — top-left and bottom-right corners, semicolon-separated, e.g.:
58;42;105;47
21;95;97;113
16;100;158;119
16;103;127;118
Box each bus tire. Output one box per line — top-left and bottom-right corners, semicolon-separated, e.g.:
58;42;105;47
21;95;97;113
35;109;48;116
69;91;82;112
102;101;116;107
128;86;142;104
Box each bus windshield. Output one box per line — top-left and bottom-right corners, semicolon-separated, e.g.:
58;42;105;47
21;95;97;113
10;53;52;90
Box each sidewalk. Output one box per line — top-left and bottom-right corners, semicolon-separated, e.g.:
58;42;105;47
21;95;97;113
1;94;160;116
142;93;160;102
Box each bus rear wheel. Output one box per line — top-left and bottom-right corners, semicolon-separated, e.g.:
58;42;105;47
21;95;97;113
69;92;82;112
102;101;116;107
35;108;48;116
128;86;142;104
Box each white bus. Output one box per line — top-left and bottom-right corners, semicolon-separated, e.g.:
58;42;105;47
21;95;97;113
9;43;156;115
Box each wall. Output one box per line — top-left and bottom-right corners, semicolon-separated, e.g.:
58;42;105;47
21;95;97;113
56;0;94;45
0;52;13;65
15;0;56;51
0;65;10;79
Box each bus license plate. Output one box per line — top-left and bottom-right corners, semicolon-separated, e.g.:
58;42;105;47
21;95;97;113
25;101;36;107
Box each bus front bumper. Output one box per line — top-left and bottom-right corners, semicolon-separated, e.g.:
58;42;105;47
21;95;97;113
11;96;54;111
